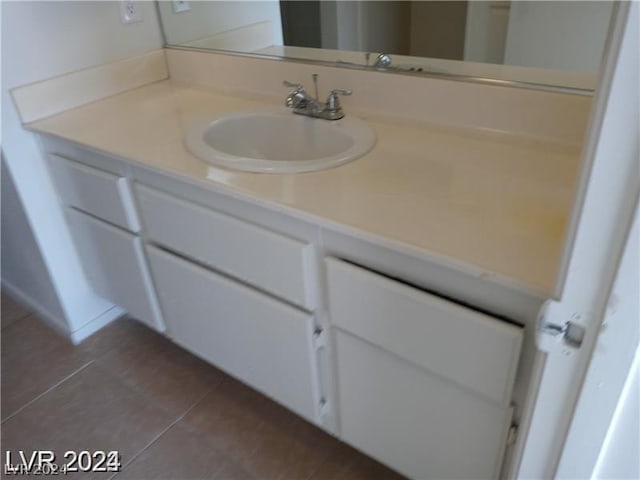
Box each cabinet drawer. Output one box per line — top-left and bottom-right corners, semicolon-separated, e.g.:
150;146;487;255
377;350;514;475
67;209;164;332
335;330;512;479
51;155;140;231
136;185;314;309
146;245;317;422
326;258;522;406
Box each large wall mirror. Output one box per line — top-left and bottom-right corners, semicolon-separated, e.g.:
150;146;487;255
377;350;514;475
157;1;615;92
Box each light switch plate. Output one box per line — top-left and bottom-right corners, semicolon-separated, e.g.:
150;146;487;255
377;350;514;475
172;0;191;13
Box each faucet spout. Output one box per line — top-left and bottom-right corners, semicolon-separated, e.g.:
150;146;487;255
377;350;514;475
282;75;351;121
373;53;392;69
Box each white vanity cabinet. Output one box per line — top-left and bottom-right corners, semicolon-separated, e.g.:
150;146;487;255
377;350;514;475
50;154;164;332
326;258;523;479
135;185;316;309
50;154;140;232
146;245;318;422
66;208;164;332
134;184;321;423
45;139;530;479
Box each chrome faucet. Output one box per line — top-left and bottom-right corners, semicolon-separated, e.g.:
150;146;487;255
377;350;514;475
283;74;352;121
373;53;392;69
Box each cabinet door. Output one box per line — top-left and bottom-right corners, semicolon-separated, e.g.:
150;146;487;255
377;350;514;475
51;155;140;232
336;331;513;479
136;185;315;309
327;258;522;479
67;209;164;332
146;245;318;423
327;258;522;406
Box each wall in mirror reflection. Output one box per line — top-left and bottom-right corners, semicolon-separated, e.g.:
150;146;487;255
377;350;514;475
158;1;614;90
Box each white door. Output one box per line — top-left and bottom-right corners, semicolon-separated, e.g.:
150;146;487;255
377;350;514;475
464;1;510;64
562;207;639;479
503;1;614;72
515;3;639;478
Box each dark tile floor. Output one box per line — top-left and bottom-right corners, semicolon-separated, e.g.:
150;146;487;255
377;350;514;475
1;293;406;479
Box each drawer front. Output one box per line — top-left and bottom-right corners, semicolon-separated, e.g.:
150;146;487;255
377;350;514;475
326;258;522;406
147;245;317;422
136;185;314;309
51;154;140;231
336;330;512;479
67;209;164;332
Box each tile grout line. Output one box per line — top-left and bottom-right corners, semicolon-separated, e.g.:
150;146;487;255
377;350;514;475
92;348;224;421
1;311;39;335
1;360;95;424
184;384;253;479
110;383;221;479
187;382;262;480
1;310;33;330
107;420;178;480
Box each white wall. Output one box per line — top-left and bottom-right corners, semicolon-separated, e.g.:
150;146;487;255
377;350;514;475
1;156;65;321
464;1;510;64
1;1;163;332
158;1;282;46
325;2;410;54
504;1;614;72
334;1;360;51
564;207;639;478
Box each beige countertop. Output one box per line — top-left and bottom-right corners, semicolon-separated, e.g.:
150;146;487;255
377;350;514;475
27;80;582;295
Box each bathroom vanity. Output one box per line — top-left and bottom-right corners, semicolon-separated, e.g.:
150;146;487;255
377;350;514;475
26;63;583;478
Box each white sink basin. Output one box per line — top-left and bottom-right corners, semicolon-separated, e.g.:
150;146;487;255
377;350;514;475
185;110;376;173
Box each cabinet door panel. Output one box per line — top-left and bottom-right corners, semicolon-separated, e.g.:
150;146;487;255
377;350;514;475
146;245;317;422
336;331;512;480
51;155;140;231
136;185;314;309
67;209;164;331
327;258;522;406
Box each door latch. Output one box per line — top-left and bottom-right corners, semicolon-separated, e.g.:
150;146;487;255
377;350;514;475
539;321;586;348
537;300;587;353
313;326;327;350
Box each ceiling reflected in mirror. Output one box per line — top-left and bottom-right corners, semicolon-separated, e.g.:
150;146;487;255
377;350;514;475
157;1;615;92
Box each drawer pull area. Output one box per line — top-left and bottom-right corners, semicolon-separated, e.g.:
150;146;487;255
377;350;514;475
326;257;523;407
50;154;140;231
136;185;315;309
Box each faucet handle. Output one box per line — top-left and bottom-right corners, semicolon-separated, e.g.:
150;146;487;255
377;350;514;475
284;81;311;109
330;89;352;96
283;80;303;90
325;89;352;117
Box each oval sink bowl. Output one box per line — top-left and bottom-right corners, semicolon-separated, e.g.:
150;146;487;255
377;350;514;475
185;110;376;173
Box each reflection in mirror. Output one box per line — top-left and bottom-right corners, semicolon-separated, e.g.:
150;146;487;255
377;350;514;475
158;1;614;91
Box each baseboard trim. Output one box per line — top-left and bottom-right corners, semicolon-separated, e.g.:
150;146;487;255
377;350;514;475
1;279;124;344
1;279;69;333
69;304;125;344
